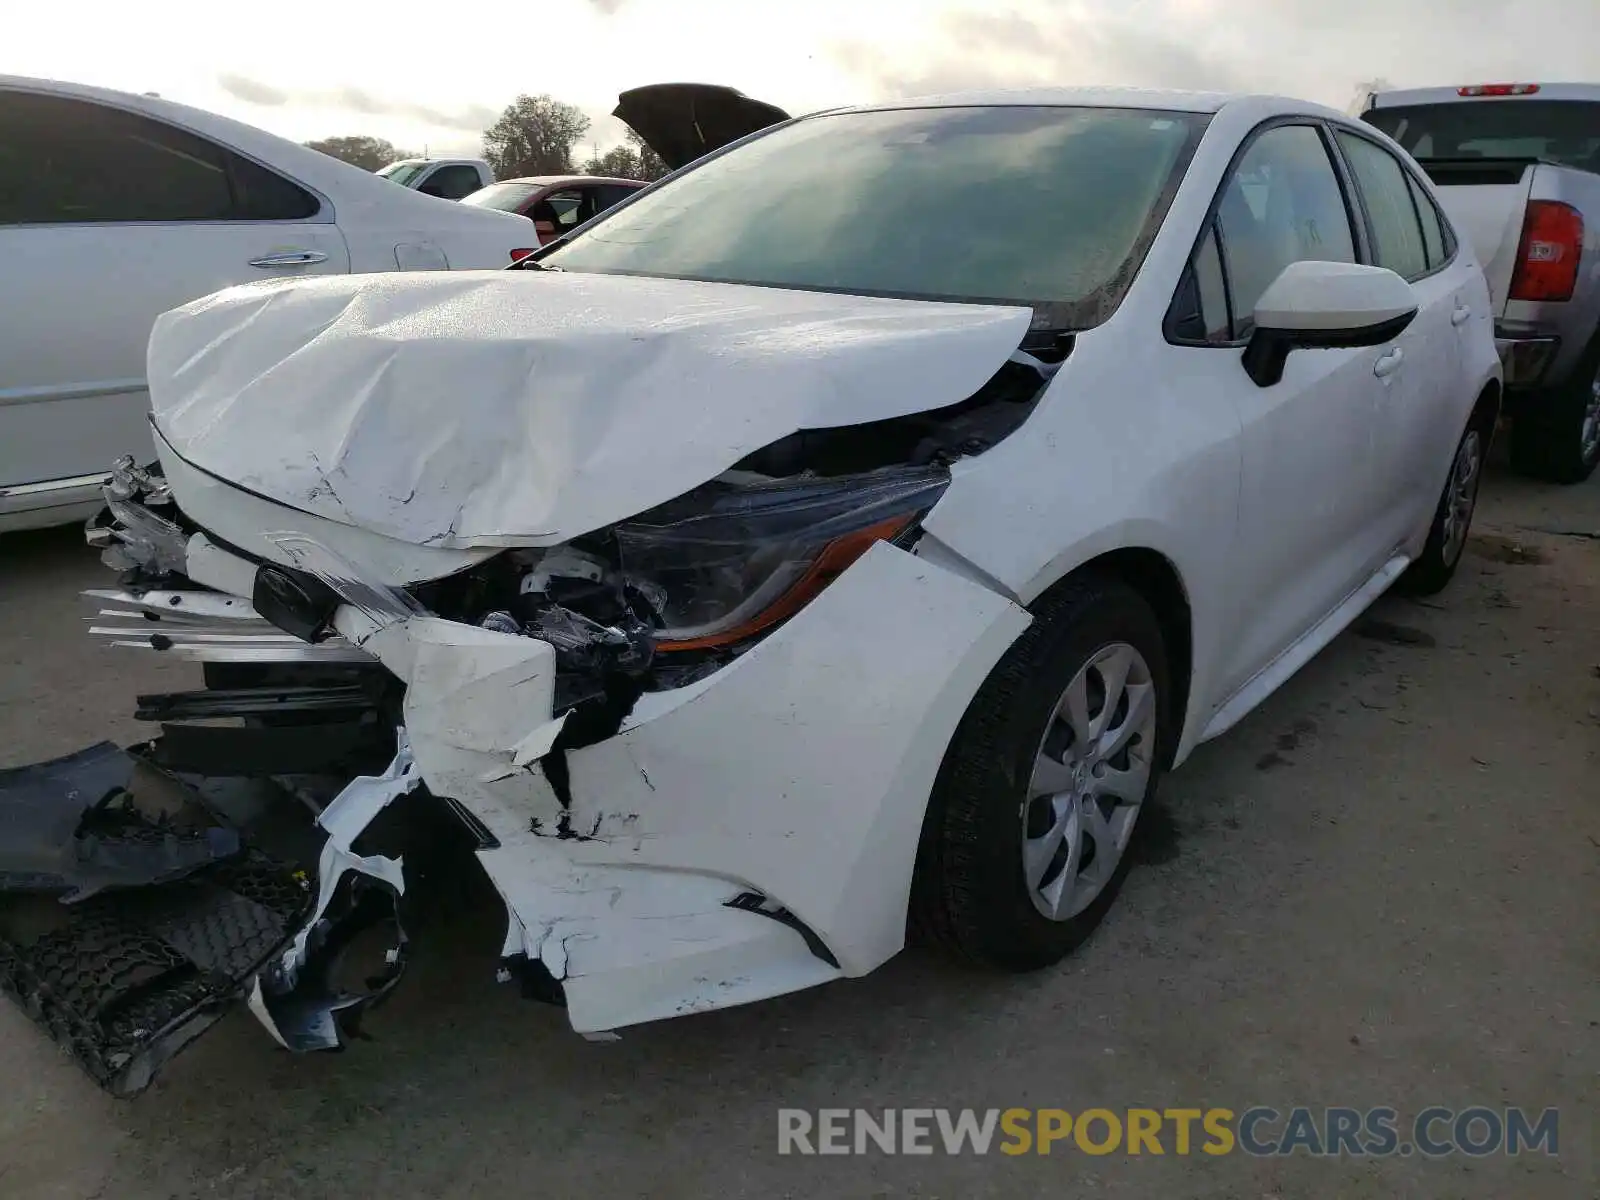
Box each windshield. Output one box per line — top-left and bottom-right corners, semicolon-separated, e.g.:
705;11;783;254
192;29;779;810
543;105;1209;329
1364;100;1600;172
377;162;427;185
461;182;540;211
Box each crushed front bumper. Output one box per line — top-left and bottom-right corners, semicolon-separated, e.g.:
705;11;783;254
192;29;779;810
4;467;1030;1092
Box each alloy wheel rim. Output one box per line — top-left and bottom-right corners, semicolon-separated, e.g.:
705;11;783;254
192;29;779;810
1441;429;1482;567
1021;642;1156;922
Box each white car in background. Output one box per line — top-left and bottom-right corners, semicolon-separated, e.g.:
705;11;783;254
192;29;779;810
375;157;495;199
0;76;534;533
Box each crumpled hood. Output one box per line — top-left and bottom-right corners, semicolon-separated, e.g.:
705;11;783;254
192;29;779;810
147;270;1033;548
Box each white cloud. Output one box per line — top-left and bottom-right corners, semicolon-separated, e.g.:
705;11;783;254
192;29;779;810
6;0;1596;155
827;0;1600;109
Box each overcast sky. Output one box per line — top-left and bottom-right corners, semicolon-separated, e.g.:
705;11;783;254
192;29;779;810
8;0;1598;157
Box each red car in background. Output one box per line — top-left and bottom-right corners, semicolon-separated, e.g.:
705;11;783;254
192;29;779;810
462;175;646;247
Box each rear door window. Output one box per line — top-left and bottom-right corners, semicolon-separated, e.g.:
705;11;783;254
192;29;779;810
1335;131;1429;279
0;90;319;225
1406;173;1447;269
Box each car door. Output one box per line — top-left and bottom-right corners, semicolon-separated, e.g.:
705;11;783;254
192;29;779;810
0;89;348;494
1166;122;1397;704
1331;128;1465;550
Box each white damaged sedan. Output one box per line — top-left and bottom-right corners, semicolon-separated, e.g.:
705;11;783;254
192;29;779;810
0;88;1501;1094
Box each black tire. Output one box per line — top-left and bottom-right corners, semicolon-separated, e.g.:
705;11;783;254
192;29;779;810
909;573;1170;971
1398;417;1489;597
1508;339;1600;484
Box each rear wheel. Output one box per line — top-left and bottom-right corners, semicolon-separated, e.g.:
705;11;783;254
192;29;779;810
910;574;1169;971
1399;419;1487;596
1508;343;1600;484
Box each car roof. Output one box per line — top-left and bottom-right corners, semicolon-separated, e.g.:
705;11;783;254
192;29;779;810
1;73;331;168
826;87;1347;121
0;74;538;234
839;87;1233;114
499;175;649;187
2;74;1351;193
0;74;420;197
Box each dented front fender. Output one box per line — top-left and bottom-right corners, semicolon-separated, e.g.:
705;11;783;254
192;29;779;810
348;541;1028;1031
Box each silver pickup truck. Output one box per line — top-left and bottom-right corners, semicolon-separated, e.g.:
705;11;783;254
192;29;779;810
1362;83;1600;483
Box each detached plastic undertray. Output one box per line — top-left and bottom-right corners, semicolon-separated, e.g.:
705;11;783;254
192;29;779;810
0;743;310;1095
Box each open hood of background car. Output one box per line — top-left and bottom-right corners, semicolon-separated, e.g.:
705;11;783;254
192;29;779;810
146;271;1033;549
613;82;791;171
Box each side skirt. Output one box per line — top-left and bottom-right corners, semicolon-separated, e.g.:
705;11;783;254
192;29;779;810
1197;553;1411;745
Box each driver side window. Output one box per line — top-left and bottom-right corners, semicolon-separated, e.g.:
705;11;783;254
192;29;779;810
1217;125;1356;336
1170;123;1358;344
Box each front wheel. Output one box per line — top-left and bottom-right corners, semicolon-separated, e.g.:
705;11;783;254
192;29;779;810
910;574;1169;971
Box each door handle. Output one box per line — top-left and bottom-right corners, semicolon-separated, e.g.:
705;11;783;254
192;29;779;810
1373;347;1405;378
1451;304;1472;326
248;250;328;268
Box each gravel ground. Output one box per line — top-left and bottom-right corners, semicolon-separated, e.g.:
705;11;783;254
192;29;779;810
0;459;1595;1200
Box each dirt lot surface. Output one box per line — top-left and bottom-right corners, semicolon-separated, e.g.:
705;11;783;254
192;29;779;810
1;460;1596;1200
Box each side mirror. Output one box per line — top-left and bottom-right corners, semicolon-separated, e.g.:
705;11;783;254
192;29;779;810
1242;260;1418;387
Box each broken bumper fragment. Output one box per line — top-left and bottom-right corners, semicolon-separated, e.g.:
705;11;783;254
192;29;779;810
0;730;428;1094
247;739;419;1053
0;742;238;901
0;745;310;1096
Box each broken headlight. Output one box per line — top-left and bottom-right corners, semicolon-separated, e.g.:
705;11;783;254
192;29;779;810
616;465;949;652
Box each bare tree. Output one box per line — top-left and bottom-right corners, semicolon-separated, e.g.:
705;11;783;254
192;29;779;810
580;130;671;182
304;135;416;171
626;128;669;181
582;145;640;178
482;95;591;178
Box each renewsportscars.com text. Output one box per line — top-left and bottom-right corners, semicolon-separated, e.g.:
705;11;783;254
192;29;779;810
777;1106;1559;1157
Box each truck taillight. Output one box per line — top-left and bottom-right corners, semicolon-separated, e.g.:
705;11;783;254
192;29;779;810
1458;83;1541;97
1509;201;1584;302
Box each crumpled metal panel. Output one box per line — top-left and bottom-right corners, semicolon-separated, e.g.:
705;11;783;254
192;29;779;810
145;270;1031;547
